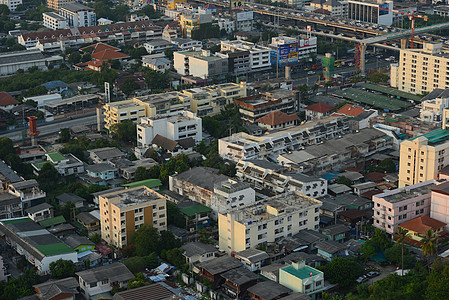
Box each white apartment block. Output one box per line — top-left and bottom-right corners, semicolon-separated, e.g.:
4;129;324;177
347;0;393;26
236;160;328;198
210;180;256;216
221;40;271;72
217;18;235;33
420;88;449;125
58;3;96;28
43;12;68;30
218;116;349;163
218;192;322;253
173;50;228;79
136;110;202;148
391;42;449;95
0;0;21;11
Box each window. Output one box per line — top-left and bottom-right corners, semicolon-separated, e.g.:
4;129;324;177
101;280;108;285
90;282;98;288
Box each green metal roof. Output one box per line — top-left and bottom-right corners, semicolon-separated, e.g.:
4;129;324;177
180;204;212;217
39;215;66;228
411;129;449;146
362;83;422;102
36;243;74;256
1;217;31;224
47;152;66;162
333;88;412;111
385;118;398;123
123;179;162;189
282;265;321;279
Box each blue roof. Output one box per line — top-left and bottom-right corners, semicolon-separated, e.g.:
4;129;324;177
322;172;340;182
41;80;69;90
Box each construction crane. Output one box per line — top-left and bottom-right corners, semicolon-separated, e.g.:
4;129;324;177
379;7;428;49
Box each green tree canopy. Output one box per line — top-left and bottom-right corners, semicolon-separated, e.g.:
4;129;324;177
121;78;140;96
109;119;137;144
319;257;363;289
49;259;76;279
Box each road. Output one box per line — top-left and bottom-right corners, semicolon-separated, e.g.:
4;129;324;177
0;114;98;142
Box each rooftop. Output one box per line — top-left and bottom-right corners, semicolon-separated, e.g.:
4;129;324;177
113;283;175;300
174;167;228;191
247;281;292;300
197;255;242;275
235;248;269;263
316;240;347;254
320;224;350;236
63;235;94;249
100;186;164;209
256;110;299;126
123;178;162;189
181;242;216;257
88;147;124;160
221;267;259;285
410;129;449;146
305;102;334;113
76;262;134;284
56;193;85;204
179;203;211;217
399;215;446;235
376;180;437;204
25;203;53;215
86;163;116;173
281;264;321;280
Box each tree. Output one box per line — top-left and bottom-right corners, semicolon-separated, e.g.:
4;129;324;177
422;229;438;271
67;52;81;65
121;78;140;96
91;233;101;244
336;176;351;187
38;162;60;184
385;245;416;270
109;119;137;144
370;228;393;252
166;201;186;228
368;72;389;83
49;259;76;279
164;48;174;60
127;273;149;290
319;257;363;289
123;253;158;273
0;268;38;300
132;224;161;256
59;128;71;143
134;166;150;181
395;227;412;275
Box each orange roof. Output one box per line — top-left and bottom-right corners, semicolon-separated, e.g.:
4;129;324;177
80;42;121;54
0;92;19;107
336;104;365;117
399;216;446;236
305;102;334;113
256;111;299;126
91;49;130;61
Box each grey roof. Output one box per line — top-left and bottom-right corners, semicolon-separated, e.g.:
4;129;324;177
235;248;269;263
339;171;363;182
244;159;283;172
318;195;346;212
88;147;124;161
0;50;45;68
279;292;312;300
260;263;283;276
286;172;322;183
76;263;134;284
92;187;125;198
399;108;420;118
60;2;92;12
63;235;94;249
34;277;79;300
86;163;116;173
25;203;53;214
320;224;350;236
76;212;99;225
113;283;175;300
335;194;371;208
279;252;324;265
144;57;171;66
47;223;75;234
421;88;449;101
279;229;327;251
221;267;259;285
10;179;39;190
175;167;228;191
56;193;85;204
0;160;22;183
316;240;347;254
328;184;351;194
181;242;217;257
197;255;242;275
0;192;21;206
247;281;292;300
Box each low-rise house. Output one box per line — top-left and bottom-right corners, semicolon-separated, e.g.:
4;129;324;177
279;261;325;298
33;277;80;300
88;147;124;164
0;192;22;219
320;224;349;242
256;110;299;131
279;252;325;269
197;256;242;288
305;102;334;120
63;235;95;253
181;242;217;266
399;215;447;244
114;158;158;181
76;263;134;300
179;200;212;231
328;184;351;197
247;280;292;300
0;92;19;111
85;163;117;183
260;263;284;282
352;182;377;196
56;193;85;209
278;229;327;254
221;267;260;299
76;212;99;232
142;57;171;72
234;248;269;271
123;179;162;191
8;179;46;209
0;217;77;274
39;215;67;229
335;194;372;211
316;240;348;261
41;80;69;94
112;282;176;300
47;223;76;238
151;135;195;156
338;209;369;227
32;152;84;177
25;203;53;222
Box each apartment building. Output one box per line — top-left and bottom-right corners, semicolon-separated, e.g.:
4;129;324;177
218;115;349;163
420;88;449;125
173;49;228;79
218;191;322;253
0;0;21;11
216;49;251;76
235;89;298;124
347;0;393;25
136;110;202;150
398;129;449;187
311;0;347;17
372;180;437;235
179;12;212;38
8;179;46;210
236;160;328;198
47;0;74;10
210;180;256;215
391;42;449;95
58;3;96;28
167;0;187;10
430;181;449;231
99;187;167;248
221;40;271;73
32;152;84;176
43;12;68;30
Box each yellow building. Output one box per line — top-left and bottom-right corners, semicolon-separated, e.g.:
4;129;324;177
178;13;212;38
218;192;321;253
279;261;325;299
398;129;449;187
47;0;75;10
167;0;186;10
99;186;167;248
103;82;247;129
391;42;449;95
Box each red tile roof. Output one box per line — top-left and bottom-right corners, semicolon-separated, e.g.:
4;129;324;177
91;49;130;61
336;104;365;117
364;172;386;183
256;110;299;126
80;42;121;54
399;216;446;236
305;102;334;113
0;92;19;107
361;189;383;200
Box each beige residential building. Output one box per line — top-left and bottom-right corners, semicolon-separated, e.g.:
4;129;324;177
398;129;449;188
47;0;74;10
391;42;449;95
99;187;167;248
218;192;322;253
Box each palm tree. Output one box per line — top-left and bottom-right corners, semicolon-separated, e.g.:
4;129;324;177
395;227;411;276
422;229;438;271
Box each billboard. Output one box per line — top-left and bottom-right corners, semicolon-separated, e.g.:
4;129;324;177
231;0;244;10
379;3;389;16
298;37;317;48
236;10;253;21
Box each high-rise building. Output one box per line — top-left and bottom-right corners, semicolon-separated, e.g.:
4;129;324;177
347;0;393;25
99;187;167;248
398;129;449;187
0;0;22;11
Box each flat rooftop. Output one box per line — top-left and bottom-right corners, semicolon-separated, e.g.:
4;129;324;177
376;180;436;204
102;186;164;209
410;129;449;146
